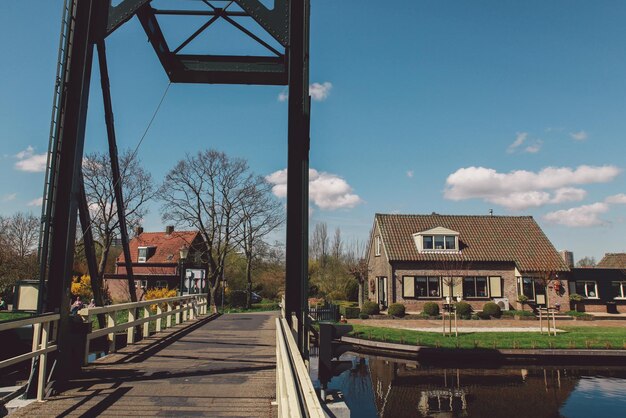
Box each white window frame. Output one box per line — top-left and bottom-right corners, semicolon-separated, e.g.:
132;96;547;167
375;236;381;256
138;246;148;263
576;281;599;299
422;235;458;251
612;281;626;299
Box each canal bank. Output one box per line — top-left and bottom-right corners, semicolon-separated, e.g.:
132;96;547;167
343;336;626;364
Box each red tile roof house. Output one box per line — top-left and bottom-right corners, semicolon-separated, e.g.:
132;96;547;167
103;227;206;303
367;214;570;314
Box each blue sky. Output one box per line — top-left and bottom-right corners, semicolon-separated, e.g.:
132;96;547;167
1;1;626;262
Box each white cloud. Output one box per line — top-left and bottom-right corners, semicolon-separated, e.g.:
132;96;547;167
15;146;47;172
524;140;543;153
27;197;43;207
309;82;332;101
277;90;289;102
570;130;588;141
444;165;619;210
507;132;527;154
543;203;609;227
605;193;626;204
2;193;17;202
266;168;363;210
277;81;333;102
406;170;414;178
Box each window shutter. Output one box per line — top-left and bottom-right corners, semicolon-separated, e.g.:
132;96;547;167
489;277;502;298
403;277;415;298
452;278;463;298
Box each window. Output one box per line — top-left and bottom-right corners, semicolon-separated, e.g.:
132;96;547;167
463;276;488;298
375;236;381;256
521;277;535;300
134;280;148;289
155;280;168;289
575;281;598;298
611;282;626;299
138;247;148;263
422;235;457;251
403;276;440;298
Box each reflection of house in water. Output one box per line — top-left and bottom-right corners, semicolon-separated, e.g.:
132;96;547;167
367;356;583;418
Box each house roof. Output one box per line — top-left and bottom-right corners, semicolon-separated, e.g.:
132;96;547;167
597;253;626;269
375;213;568;272
117;231;200;264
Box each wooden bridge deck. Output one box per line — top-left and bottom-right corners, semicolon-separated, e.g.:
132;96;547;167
13;312;278;418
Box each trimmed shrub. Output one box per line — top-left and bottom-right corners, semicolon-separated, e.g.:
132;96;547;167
455;301;472;319
477;311;491;320
361;301;380;315
388;303;406;318
471;314;480;320
359;313;369;319
344;307;361;319
569;293;584;302
482;302;502;318
423;302;440;317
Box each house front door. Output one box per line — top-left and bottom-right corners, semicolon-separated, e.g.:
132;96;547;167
378;277;388;308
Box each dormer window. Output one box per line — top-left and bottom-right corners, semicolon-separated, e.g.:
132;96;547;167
138;246;156;262
414;227;460;253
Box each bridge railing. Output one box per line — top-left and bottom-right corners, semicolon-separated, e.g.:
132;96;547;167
78;294;208;365
275;316;325;418
0;313;60;401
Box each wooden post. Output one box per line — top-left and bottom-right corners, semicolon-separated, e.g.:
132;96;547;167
183;300;188;322
37;321;50;401
143;307;150;337
166;302;172;328
107;312;116;353
127;308;136;344
539;308;543;334
156;304;162;332
176;301;181;325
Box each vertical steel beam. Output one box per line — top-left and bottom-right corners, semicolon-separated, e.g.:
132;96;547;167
44;0;98;375
96;41;138;302
285;0;310;355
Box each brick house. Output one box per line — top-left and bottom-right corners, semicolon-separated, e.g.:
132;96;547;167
367;213;570;312
104;226;206;302
567;253;626;313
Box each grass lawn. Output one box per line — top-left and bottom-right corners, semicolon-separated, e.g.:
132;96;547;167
0;312;33;322
349;324;626;350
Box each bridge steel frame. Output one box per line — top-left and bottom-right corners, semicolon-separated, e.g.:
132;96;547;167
38;0;310;383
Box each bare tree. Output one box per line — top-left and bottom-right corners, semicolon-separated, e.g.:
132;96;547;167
576;256;596;267
310;222;329;264
240;176;284;308
0;212;39;296
345;239;369;307
82;150;154;304
160;150;252;312
331;227;343;261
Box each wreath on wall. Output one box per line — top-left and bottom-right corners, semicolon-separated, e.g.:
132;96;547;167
369;279;376;293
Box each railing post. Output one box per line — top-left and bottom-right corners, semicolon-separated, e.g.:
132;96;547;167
107;312;116;354
37;321;50;401
156;304;162;332
183;300;188;322
143;307;150;337
166;302;172;328
176;300;181;324
127;308;136;344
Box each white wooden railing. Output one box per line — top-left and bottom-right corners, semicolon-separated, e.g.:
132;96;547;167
0;313;60;401
78;294;208;365
275;317;325;418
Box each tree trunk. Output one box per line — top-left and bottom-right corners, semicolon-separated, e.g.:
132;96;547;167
358;279;364;308
209;282;219;314
246;256;252;309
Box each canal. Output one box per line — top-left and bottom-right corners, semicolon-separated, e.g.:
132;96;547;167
312;353;626;418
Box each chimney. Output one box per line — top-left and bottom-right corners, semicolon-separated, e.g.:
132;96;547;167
165;225;174;235
135;226;144;236
560;250;574;268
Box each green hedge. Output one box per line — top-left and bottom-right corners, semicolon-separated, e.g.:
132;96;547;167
362;301;380;315
423;302;440;317
455;301;472;319
344;307;361;319
388;303;406;317
482;302;502;318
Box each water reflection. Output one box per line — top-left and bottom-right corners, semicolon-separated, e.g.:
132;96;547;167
318;354;626;418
